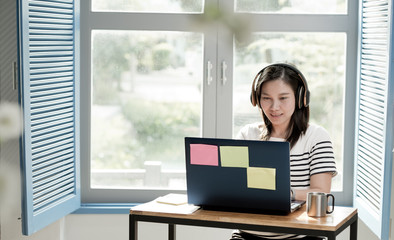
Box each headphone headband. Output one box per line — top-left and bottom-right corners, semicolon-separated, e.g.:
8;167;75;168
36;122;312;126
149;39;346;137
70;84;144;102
250;63;310;109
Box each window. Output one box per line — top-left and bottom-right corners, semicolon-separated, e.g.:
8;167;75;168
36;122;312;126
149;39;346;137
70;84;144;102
90;30;202;189
81;0;357;204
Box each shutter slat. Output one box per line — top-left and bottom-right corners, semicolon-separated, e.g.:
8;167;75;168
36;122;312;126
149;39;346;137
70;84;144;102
31;130;74;148
360;87;386;102
358;152;382;183
33;168;74;194
359;104;384;121
30;87;74;97
360;77;386;89
30;17;74;25
30;76;74;85
30;50;74;57
30;102;74;114
32;148;74;166
30;82;74;92
30;41;73;46
33;157;74;178
31;61;74;69
29;6;73;15
32;123;74;138
357;171;381;204
31;143;74;161
361;62;387;74
30;97;74;108
358;134;384;161
30;72;74;81
356;179;380;212
29;23;74;30
33;188;75;213
362;48;387;56
361;58;388;69
30;46;74;52
30;56;74;63
29;0;74;9
30;108;73;121
31;116;73;132
30;66;74;75
29;11;73;20
361;68;387;79
33;176;74;198
32;163;74;185
31;92;74;104
359;112;385;133
29;29;74;36
30;35;74;41
33;181;74;203
31;110;73;124
359;125;384;151
32;152;74;170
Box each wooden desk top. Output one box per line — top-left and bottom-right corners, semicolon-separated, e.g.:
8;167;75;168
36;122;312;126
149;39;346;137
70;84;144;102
130;205;357;231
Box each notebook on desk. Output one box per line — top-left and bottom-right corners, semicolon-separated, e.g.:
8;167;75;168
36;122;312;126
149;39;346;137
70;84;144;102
184;137;305;215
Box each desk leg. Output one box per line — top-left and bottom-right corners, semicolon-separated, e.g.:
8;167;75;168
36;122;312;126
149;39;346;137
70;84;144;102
350;217;358;240
327;233;336;240
169;224;176;240
129;215;137;240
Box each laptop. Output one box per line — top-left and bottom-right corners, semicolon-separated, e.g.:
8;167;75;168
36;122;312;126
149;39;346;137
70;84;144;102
184;137;305;215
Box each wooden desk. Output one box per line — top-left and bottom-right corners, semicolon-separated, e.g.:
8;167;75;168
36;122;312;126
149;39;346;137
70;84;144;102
129;206;357;240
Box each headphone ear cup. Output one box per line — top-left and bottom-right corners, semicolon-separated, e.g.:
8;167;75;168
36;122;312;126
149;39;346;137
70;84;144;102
250;86;257;106
297;86;305;109
250;71;262;107
250;90;256;106
304;89;310;107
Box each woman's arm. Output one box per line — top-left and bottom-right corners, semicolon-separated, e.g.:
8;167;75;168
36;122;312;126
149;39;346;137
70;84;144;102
293;172;333;201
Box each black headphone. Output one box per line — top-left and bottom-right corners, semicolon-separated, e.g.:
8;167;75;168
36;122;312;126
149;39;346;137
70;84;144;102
250;63;310;109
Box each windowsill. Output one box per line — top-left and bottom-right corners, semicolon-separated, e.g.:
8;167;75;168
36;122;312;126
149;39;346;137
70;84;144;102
74;202;355;215
73;203;140;214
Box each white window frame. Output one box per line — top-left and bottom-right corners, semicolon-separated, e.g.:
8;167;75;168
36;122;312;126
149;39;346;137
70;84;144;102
80;0;358;206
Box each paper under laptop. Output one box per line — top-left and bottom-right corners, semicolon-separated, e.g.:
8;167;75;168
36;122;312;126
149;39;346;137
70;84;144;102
184;137;305;215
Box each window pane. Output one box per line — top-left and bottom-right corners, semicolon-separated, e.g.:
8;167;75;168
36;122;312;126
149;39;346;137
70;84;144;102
236;0;347;14
233;33;346;190
91;30;203;190
92;0;204;13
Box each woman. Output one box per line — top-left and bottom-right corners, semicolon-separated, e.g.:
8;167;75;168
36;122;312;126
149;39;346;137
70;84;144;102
231;63;337;240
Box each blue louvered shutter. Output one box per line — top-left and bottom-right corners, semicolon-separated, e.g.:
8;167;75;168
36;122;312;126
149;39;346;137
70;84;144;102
354;0;394;239
19;0;80;235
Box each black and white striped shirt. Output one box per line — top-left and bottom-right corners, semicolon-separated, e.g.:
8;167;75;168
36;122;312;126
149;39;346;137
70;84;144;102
235;123;337;239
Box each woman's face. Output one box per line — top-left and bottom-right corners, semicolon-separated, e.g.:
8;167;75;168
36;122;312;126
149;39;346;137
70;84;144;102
260;79;296;131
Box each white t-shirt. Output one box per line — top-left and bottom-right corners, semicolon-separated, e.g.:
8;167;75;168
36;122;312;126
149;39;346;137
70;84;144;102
235;122;337;239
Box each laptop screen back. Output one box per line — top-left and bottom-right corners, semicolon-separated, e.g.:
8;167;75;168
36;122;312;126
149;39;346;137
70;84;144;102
185;137;292;214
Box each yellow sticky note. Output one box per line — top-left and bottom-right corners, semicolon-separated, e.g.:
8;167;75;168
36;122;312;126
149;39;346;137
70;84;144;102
219;146;249;168
247;167;276;190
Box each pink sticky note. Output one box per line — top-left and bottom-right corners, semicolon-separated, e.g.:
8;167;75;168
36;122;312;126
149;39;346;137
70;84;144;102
190;144;219;166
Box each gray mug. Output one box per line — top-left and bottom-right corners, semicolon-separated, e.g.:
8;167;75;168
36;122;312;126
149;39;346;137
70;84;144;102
307;192;335;217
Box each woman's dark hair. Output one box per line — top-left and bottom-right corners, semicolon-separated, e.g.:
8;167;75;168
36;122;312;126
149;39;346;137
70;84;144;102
254;64;310;148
